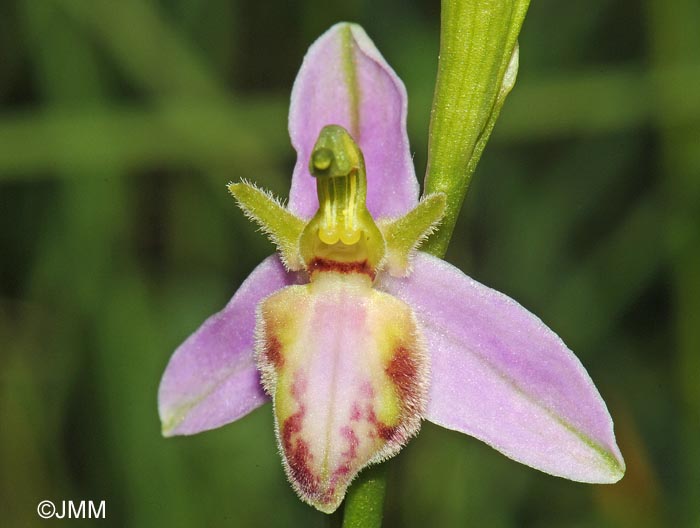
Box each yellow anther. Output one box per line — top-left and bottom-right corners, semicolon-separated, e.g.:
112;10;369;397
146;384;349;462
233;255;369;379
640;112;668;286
340;229;361;246
319;226;339;245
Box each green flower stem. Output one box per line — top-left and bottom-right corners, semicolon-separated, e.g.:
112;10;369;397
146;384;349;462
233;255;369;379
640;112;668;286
341;2;531;525
340;464;388;528
423;0;530;256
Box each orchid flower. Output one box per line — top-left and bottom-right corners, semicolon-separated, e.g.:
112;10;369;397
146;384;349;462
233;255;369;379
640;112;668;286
158;23;625;513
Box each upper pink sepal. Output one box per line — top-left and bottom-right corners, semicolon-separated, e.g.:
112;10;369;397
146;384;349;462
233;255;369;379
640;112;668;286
256;273;427;513
378;252;625;483
288;22;419;220
158;256;301;436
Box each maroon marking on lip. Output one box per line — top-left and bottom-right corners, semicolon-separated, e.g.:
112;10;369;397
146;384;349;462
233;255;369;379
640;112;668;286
308;258;375;280
290;376;307;400
350;403;362;422
365;405;377;424
282;408;320;496
360;381;375;398
288;439;318;495
334;464;350;478
340;426;359;460
385;345;419;402
282;410;304;454
264;335;284;369
376;422;399;441
330;426;360;486
366;405;400;442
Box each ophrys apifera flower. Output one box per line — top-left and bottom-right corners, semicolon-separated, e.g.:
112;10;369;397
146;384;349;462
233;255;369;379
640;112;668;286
158;22;624;514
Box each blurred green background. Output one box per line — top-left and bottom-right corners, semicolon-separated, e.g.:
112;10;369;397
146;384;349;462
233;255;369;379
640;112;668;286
1;0;699;526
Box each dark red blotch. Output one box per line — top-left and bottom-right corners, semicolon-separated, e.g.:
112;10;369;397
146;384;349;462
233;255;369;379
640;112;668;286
264;335;284;368
282;409;320;497
308;258;375;280
385;345;418;401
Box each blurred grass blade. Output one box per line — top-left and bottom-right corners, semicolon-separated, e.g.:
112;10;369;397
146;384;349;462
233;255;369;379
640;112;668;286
55;0;223;97
0;100;286;178
545;196;663;349
647;1;700;524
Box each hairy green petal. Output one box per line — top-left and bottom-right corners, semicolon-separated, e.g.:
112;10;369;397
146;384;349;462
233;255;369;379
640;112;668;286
379;193;447;276
228;181;305;270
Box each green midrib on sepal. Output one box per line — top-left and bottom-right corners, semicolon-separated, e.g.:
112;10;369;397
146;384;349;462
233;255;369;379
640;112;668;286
341;24;361;140
160;356;258;437
556;413;626;481
436;326;625;482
